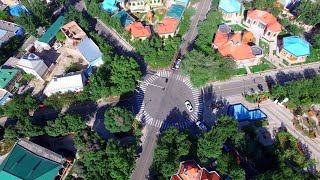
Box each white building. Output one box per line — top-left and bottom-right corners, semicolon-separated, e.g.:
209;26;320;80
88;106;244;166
16;53;48;80
43;71;86;97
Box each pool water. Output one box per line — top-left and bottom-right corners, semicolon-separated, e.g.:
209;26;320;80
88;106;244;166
228;104;267;121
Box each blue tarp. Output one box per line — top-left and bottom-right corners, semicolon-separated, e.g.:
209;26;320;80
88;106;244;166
283;36;310;57
9;5;29;17
228;104;267;122
218;0;242;13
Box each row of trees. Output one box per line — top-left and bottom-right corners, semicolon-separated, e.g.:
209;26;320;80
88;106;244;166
152;116;245;179
271;76;320;108
181;10;236;87
0;36;25;65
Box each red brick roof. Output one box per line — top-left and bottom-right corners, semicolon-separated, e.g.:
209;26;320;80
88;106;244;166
125;22;151;38
214;31;256;60
247;10;282;32
157;18;179;35
201;170;221;180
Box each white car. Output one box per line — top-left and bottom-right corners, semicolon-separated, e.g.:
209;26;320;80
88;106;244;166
54;43;63;50
196;121;207;131
185;100;193;112
174;59;181;70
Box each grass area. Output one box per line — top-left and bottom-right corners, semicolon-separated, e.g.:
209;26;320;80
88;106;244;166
233;68;247;75
259;40;270;55
282;59;289;66
0;141;14;156
250;59;276;73
154;9;166;21
241;19;249;28
244;92;270;103
229;24;245;32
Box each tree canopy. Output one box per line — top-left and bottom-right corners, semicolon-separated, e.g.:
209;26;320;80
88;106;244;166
296;0;320;26
152;128;192;179
254;0;276;10
311;32;320;49
44;114;86;137
2;94;38;119
104;107;134;133
0;36;25;65
216;153;245;180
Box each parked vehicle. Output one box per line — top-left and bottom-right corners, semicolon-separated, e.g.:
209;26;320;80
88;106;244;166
185;100;193;112
174;59;181;70
196;121;207;131
54;43;63;50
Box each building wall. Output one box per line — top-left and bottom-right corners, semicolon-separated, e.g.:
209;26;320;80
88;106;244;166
244;17;279;42
218;9;241;21
128;0;146;12
159;32;175;39
45;87;83;97
150;0;163;7
279;49;307;64
236;57;261;67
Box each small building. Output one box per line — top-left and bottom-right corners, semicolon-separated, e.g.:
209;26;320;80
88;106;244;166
0;66;21;94
112;10;135;27
17;53;48;80
0;20;23;47
279;36;310;64
77;37;103;67
157;17;180;38
171;161;221;180
61;21;87;46
125;22;151;40
0;139;70;180
218;0;243;23
244;10;282;42
213;24;264;67
0;89;11;106
127;0;163;12
43;71;86;97
35;16;65;51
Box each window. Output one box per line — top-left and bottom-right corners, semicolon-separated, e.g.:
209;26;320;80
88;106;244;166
267;32;271;36
273;33;277;37
253;21;257;25
132;3;135;6
158;0;160;2
258;22;265;29
247;19;251;24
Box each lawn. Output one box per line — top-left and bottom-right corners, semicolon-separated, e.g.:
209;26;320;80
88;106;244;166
230;24;245;32
155;9;166;21
259;40;270;55
250;59;276;73
233;68;247;75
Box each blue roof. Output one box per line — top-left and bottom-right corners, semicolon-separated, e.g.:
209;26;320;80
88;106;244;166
228;104;267;122
112;10;134;27
101;0;118;14
166;4;185;20
283;36;310;57
0;92;11;106
175;0;189;4
218;0;242;13
9;5;29;17
77;37;103;63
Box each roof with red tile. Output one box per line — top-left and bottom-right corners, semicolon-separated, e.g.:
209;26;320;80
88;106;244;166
201;170;221;180
247;10;282;32
214;31;257;60
157;18;179;35
171;175;182;180
125;22;151;38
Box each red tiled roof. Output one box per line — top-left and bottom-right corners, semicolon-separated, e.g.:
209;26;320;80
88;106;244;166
171;175;182;180
214;31;256;60
157;18;179;35
201;170;221;180
179;161;201;180
247;10;282;32
125;22;151;38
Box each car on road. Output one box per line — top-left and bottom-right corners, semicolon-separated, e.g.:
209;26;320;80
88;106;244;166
174;59;181;70
185;100;193;112
196;121;207;131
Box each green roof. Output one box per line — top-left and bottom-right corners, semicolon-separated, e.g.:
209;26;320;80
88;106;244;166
38;16;65;44
0;144;62;180
0;67;18;88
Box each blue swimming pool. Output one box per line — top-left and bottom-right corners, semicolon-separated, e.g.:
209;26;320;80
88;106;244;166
228;104;267;121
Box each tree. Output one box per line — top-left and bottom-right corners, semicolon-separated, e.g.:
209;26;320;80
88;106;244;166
15;117;45;137
2;94;38;119
0;36;25;64
0;10;9;20
104;107;134;133
177;7;196;36
217;153;245;180
44;114;86;137
44;93;78;110
56;31;66;42
271;7;282;18
64;7;91;32
287;24;304;35
254;0;276;10
296;0;320;26
311;32;320;49
197;116;243;163
152;128;191;179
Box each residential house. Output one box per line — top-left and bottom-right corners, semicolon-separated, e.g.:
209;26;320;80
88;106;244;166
0;66;21;94
43;71;86;97
278;36;310;64
112;10;135;28
34;16;65;51
101;0;123;14
0;0;18;6
171;161;221;180
244;10;282;43
127;0;163;12
0;20;24;47
0;139;70;180
213;24;264;67
218;0;243;23
157;17;179;38
125;22;151;40
77;37;104;67
17;53;48;80
0;88;11;106
61;21;87;46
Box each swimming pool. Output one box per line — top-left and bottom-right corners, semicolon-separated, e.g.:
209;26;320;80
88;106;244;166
228;103;267;121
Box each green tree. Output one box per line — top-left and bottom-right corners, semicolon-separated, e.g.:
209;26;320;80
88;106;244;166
44;93;78;110
271;7;282;18
177;7;196;36
56;31;66;42
16;12;38;36
16;117;45;137
197;116;243;163
3;126;20;142
296;0;320;26
311;32;320;49
44;114;86;137
152;128;191;179
217;153;245;180
287;24;304;35
2;94;38;119
64;7;91;32
254;0;276;10
0;10;9;20
0;36;25;64
104;107;134;133
65;63;80;73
